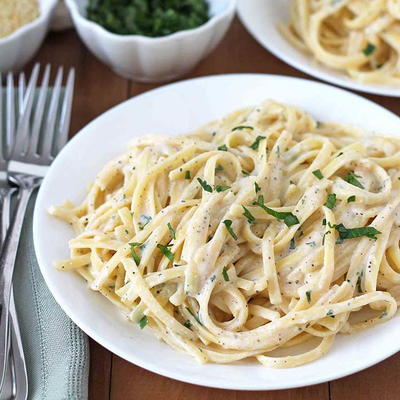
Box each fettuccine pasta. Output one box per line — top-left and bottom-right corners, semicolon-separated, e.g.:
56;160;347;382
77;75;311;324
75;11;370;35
50;100;400;367
280;0;400;84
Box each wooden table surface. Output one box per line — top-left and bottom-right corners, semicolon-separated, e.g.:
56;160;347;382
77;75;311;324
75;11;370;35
28;17;399;400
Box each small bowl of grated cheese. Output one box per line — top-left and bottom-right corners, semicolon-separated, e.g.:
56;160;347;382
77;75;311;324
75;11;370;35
0;0;58;73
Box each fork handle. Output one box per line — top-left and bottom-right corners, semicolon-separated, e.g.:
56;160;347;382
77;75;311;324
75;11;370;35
0;186;35;390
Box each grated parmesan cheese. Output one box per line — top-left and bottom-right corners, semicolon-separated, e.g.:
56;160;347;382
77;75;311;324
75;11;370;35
0;0;40;39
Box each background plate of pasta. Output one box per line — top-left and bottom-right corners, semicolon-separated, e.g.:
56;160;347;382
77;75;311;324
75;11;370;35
238;0;400;97
34;74;400;390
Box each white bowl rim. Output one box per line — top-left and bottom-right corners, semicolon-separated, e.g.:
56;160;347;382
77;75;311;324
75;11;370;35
33;73;400;390
0;0;58;45
64;0;236;42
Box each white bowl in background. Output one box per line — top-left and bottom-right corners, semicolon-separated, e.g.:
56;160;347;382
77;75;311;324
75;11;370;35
0;0;58;73
237;0;400;97
64;0;236;82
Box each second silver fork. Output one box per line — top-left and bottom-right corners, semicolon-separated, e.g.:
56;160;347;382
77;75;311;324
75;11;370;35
0;72;28;400
0;64;74;397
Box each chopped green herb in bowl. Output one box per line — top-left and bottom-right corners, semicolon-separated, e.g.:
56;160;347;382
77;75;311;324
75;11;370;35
86;0;210;37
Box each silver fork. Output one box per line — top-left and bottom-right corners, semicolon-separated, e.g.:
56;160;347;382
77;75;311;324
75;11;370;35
0;72;28;399
0;64;75;394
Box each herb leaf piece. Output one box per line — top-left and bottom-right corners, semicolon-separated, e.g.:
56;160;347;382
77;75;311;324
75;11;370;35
184;170;191;180
197;178;213;193
139;315;148;329
306;290;311;303
215;185;231;192
363;43;376;56
252;195;299;227
222;267;230;282
347;195;356;203
242;206;256;224
250;136;266;150
325;193;337;209
254;182;261;193
312;169;324;180
157;244;174;261
232;125;254;131
129;242;142;266
223;220;238;240
345;172;364;189
335;223;381;241
186;307;202;325
217;144;228;151
167;223;176;240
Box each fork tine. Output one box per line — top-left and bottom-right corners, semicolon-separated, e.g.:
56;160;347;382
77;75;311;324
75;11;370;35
0;74;3;159
18;72;26;117
55;68;75;153
6;73;15;160
29;64;51;156
13;64;40;157
40;66;63;161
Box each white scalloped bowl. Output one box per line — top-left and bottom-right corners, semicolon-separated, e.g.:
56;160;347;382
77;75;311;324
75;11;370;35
64;0;236;82
0;0;58;73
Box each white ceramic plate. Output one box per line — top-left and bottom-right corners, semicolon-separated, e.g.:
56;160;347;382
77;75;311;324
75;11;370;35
34;74;400;390
237;0;400;98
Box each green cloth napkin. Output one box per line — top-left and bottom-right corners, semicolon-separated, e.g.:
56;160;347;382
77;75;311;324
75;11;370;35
13;196;89;400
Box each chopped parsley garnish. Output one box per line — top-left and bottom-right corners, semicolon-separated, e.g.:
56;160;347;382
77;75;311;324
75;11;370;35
312;169;324;180
186;307;202;325
345;172;364;189
250;135;266;150
242;206;256;224
138;315;148;329
347;195;356;203
252;195;299;227
217;144;228;151
306;241;316;247
129;242;142;266
242;170;250;176
167;223;176;240
322;231;331;245
197;178;213;192
326;310;335;317
357;273;363;293
289;238;296;250
322;218;327;226
157;244;174;261
222;267;230;282
325;193;337;209
363;43;376;56
254;182;261;193
223;219;238;240
335;223;381;242
215;185;230;192
306;290;311;303
215;165;224;172
138;215;152;230
183;320;192;329
86;0;209;37
184;170;191;179
336;152;343;158
232;125;254;131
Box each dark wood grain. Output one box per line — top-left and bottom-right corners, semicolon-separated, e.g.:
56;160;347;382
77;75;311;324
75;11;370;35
110;357;328;400
31;16;399;400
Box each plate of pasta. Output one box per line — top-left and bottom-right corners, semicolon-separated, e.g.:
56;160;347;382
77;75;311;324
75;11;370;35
33;74;400;390
238;0;400;97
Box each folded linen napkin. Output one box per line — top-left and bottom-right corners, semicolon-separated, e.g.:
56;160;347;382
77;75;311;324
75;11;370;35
12;195;89;400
